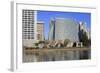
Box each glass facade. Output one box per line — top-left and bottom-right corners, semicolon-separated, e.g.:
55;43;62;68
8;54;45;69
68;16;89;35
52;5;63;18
49;18;79;42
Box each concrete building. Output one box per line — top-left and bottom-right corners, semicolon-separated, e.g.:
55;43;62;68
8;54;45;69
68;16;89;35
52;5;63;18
22;10;44;47
37;21;44;41
49;18;79;42
22;10;37;47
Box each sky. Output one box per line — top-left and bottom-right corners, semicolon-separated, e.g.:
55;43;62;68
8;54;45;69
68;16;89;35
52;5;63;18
37;10;91;39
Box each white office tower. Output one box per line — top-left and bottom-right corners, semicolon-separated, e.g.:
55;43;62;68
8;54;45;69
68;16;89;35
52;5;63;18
49;18;79;42
22;10;37;47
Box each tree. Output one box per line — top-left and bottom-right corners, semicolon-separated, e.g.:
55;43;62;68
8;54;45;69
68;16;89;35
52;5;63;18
35;43;39;49
64;39;70;47
82;32;89;46
79;30;90;47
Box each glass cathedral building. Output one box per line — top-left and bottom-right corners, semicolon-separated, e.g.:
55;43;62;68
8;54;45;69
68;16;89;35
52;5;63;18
49;18;79;42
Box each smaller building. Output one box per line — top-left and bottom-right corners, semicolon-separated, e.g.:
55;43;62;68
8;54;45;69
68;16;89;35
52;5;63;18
37;21;44;41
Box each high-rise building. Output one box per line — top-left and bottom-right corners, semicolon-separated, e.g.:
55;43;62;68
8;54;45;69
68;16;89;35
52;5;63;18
48;19;55;40
22;10;37;47
49;18;79;42
37;21;44;41
22;9;45;47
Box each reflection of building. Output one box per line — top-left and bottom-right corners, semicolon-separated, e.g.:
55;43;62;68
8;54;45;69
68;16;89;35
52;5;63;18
49;18;79;42
37;21;44;41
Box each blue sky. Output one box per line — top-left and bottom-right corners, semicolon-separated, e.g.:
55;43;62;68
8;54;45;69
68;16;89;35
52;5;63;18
37;10;91;39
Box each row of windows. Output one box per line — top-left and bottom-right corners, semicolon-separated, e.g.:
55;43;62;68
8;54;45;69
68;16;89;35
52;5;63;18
22;14;34;16
23;25;34;27
22;20;34;22
22;21;34;23
23;34;34;39
22;9;35;39
23;36;34;39
23;35;34;37
23;32;34;34
22;12;34;14
22;18;34;22
22;11;34;14
22;17;34;19
23;34;34;36
22;16;34;17
23;28;34;30
23;29;34;32
23;29;34;31
23;30;34;33
23;30;34;32
22;10;34;12
23;11;34;12
22;12;34;15
23;17;34;21
22;22;34;25
23;24;34;26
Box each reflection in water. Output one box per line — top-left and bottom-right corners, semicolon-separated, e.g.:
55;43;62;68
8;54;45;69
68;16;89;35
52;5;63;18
23;48;91;62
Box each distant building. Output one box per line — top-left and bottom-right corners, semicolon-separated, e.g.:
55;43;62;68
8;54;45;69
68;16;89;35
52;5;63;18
37;21;44;41
48;19;55;40
79;21;91;40
49;18;79;42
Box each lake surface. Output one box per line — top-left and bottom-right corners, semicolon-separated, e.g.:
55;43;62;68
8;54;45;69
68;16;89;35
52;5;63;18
23;48;91;62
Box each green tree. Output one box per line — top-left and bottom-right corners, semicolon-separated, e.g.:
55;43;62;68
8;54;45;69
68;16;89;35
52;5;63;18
64;39;70;47
81;31;89;47
35;43;39;49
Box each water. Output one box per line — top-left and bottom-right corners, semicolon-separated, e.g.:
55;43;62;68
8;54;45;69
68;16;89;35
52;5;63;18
23;48;91;62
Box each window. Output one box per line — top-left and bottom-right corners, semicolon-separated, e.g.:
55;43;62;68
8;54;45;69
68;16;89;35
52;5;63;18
22;9;34;39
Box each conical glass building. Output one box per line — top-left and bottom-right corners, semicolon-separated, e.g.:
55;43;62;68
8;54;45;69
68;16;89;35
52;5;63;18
48;19;55;40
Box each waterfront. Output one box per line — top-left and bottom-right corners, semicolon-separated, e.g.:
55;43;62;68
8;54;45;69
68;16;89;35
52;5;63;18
22;10;91;62
23;47;91;62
